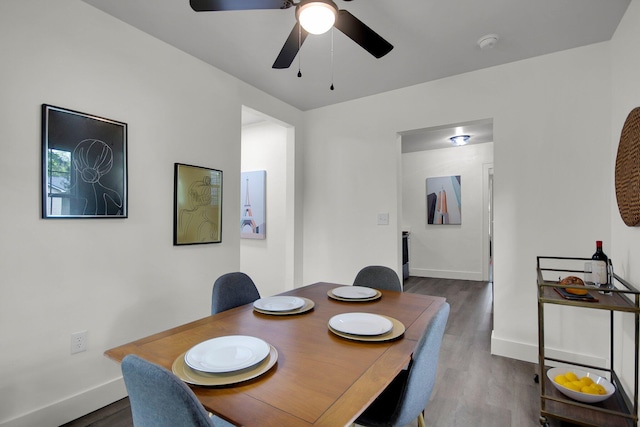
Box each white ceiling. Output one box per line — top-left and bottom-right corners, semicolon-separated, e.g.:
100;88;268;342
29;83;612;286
401;119;494;152
83;0;630;112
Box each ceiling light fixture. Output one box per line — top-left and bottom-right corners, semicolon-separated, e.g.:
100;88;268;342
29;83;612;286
297;0;338;35
450;135;470;146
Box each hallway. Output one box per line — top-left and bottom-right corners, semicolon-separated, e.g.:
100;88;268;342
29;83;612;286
404;277;541;427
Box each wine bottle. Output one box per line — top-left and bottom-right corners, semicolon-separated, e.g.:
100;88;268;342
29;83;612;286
591;240;610;293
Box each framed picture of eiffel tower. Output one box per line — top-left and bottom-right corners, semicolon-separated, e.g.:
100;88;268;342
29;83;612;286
241;170;266;240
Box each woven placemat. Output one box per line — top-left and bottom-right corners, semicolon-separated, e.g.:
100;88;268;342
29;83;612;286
615;107;640;226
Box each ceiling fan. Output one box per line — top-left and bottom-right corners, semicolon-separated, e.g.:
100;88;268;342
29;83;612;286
190;0;394;69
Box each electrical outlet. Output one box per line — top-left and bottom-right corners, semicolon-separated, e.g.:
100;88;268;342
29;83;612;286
71;330;88;354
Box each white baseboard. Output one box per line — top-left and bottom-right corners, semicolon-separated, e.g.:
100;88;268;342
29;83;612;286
490;331;608;368
490;331;539;363
409;268;484;281
0;377;126;427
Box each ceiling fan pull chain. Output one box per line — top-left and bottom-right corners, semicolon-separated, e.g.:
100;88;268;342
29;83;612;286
330;27;335;90
297;23;302;78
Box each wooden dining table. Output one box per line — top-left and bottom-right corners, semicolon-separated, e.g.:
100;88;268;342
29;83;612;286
105;282;446;427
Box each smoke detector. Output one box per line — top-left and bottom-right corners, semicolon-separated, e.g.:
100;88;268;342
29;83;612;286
477;34;499;49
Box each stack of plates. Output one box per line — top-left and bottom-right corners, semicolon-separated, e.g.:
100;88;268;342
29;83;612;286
328;286;382;302
172;335;278;386
253;296;315;315
328;312;405;342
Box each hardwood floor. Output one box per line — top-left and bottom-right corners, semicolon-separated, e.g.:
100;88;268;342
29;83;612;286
404;277;540;427
62;277;572;427
61;396;132;427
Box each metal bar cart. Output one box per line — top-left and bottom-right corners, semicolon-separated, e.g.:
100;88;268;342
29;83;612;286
537;256;639;427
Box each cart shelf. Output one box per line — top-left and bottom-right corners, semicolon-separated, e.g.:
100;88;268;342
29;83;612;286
537;256;640;427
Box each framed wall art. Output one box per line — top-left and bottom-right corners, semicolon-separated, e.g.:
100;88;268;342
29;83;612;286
240;170;266;240
42;104;127;218
426;175;461;225
174;163;223;245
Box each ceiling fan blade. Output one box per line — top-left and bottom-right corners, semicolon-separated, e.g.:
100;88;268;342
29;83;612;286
334;10;393;59
272;23;309;69
190;0;292;12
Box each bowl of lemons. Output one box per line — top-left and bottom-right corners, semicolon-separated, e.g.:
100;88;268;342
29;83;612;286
547;367;615;403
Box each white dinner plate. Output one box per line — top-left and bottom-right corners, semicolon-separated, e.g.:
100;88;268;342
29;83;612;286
331;286;378;299
253;296;305;312
329;312;394;336
185;335;270;373
173;346;279;386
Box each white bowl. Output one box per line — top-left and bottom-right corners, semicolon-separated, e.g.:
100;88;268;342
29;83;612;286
547;367;615;403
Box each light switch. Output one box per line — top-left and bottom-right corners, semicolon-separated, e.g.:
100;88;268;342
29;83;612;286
377;213;389;225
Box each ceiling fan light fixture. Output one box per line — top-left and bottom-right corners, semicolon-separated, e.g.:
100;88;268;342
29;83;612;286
297;1;337;35
450;135;470;146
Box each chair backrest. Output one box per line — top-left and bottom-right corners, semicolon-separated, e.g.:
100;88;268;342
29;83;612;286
353;265;403;292
121;354;214;427
211;272;261;315
391;302;450;426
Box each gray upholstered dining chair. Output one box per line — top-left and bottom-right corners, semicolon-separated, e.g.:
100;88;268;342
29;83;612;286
354;302;450;427
121;354;234;427
211;272;261;315
353;265;403;292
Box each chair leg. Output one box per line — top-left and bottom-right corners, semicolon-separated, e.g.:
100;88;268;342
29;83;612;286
417;412;425;427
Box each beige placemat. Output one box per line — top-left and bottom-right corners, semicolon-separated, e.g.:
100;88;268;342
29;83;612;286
253;297;315;315
327;289;382;302
172;345;278;386
328;315;405;342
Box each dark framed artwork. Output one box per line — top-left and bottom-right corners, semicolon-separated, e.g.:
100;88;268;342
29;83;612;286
174;163;223;245
41;104;127;218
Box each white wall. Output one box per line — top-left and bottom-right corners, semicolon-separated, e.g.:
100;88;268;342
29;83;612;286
612;0;640;300
302;42;612;366
4;0;640;424
241;119;294;296
610;0;640;403
0;1;303;425
402;143;494;280
301;120;404;284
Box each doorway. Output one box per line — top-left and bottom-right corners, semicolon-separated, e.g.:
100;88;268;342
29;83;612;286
240;106;296;296
484;164;494;283
400;119;494;282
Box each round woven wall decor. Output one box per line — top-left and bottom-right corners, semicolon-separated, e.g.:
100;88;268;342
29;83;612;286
615;107;640;226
